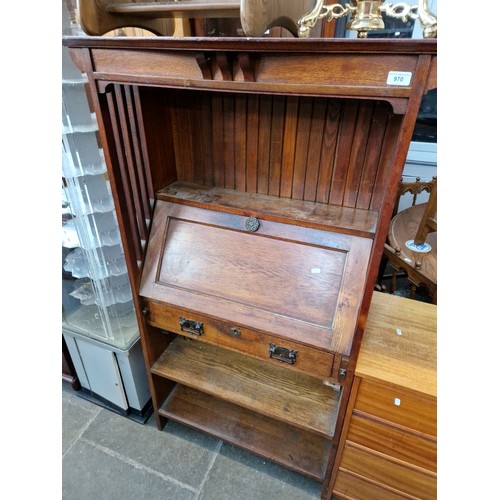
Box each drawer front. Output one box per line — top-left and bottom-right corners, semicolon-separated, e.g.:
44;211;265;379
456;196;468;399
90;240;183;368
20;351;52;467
144;299;335;379
355;378;436;436
333;470;408;500
347;414;437;472
340;443;437;500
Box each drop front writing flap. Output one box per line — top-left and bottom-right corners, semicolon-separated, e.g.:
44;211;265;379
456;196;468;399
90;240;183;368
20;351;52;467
139;201;372;355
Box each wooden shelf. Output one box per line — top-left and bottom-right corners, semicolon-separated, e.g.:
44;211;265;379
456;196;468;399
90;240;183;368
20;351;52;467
107;0;240;18
156;182;378;238
160;384;330;480
151;337;341;438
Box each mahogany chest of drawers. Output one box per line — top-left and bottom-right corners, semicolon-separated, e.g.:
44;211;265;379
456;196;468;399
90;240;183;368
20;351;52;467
330;292;437;499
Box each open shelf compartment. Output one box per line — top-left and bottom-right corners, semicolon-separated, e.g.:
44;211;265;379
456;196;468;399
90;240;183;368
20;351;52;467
159;384;331;481
151;336;342;439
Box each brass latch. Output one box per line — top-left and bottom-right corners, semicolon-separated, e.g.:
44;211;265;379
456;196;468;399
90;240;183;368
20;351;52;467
332;354;350;383
338;356;349;382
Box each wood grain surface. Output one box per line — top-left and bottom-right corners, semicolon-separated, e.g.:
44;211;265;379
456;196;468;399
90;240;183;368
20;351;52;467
340;443;436;500
140;200;372;354
240;0;316;36
147;89;398;213
157;182;379;237
151;337;341;438
144;300;335;379
346;413;436;472
358;292;436;396
388;203;437;286
159;384;331;480
355;378;436;437
333;469;408;500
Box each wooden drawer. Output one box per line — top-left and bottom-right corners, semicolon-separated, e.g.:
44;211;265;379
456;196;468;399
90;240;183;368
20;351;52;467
347;414;437;472
355;378;436;436
333;470;408;500
144;299;335;379
340;443;436;500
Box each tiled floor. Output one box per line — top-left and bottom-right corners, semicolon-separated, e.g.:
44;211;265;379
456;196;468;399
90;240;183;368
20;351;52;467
62;382;323;500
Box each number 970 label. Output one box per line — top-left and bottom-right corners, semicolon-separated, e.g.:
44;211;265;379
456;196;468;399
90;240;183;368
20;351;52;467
387;71;412;86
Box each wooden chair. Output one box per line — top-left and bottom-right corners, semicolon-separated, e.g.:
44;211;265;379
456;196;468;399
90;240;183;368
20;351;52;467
379;177;437;303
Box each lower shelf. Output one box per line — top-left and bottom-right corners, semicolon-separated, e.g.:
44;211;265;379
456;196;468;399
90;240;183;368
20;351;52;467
151;337;341;438
160;384;330;480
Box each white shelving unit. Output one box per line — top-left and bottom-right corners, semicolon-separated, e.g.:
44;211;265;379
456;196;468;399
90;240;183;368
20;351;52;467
61;0;151;422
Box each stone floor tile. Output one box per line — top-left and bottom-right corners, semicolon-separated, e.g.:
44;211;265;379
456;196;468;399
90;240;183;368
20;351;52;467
62;439;196;500
62;395;100;455
198;443;322;500
62;382;103;414
81;408;220;489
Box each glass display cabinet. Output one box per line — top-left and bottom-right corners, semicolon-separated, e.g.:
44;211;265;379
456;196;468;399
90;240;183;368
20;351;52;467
61;1;151;421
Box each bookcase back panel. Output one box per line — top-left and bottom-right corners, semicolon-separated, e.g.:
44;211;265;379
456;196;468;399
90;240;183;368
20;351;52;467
138;87;402;211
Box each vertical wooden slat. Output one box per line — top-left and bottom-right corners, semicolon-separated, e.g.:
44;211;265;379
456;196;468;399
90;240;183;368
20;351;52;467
303;98;327;202
132;86;154;201
200;92;214;186
370;114;402;211
268;95;285;197
179;92;195;182
257;95;273;194
211;94;225;187
124;85;151;221
329;101;359;205
190;92;205;185
223;95;236;189
315;99;342;204
292;97;313;200
355;101;390;209
169;94;183;182
343;101;375;208
246;94;259;193
280;96;299;198
234;94;248;192
114;84;148;241
106;88;142;261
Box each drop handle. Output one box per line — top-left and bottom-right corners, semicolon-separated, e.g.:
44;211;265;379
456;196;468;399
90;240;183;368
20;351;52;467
269;343;297;365
179;317;204;336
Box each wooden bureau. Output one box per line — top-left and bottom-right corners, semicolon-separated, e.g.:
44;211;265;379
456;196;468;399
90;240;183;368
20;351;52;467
63;35;436;499
329;291;437;500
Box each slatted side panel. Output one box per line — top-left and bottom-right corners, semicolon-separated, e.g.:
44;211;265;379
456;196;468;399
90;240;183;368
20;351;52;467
165;89;401;211
106;84;154;264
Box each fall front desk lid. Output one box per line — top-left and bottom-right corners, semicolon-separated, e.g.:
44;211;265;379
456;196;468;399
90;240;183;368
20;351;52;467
139;200;372;355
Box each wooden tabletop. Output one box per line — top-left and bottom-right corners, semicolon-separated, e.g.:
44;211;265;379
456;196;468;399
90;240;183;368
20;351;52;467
388;203;437;285
358;292;436;397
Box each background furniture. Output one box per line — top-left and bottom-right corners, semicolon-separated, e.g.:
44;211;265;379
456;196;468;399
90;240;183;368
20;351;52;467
330;291;436;499
76;0;319;37
62;1;152;421
381;176;437;302
63;33;436;498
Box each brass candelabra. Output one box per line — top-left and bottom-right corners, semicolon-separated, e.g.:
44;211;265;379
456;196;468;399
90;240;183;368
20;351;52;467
298;0;437;38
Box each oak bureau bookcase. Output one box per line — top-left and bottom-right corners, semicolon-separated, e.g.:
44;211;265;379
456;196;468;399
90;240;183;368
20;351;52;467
63;35;437;499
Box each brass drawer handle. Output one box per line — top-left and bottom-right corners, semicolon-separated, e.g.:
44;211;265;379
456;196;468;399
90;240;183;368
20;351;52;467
269;343;297;365
179;317;204;336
